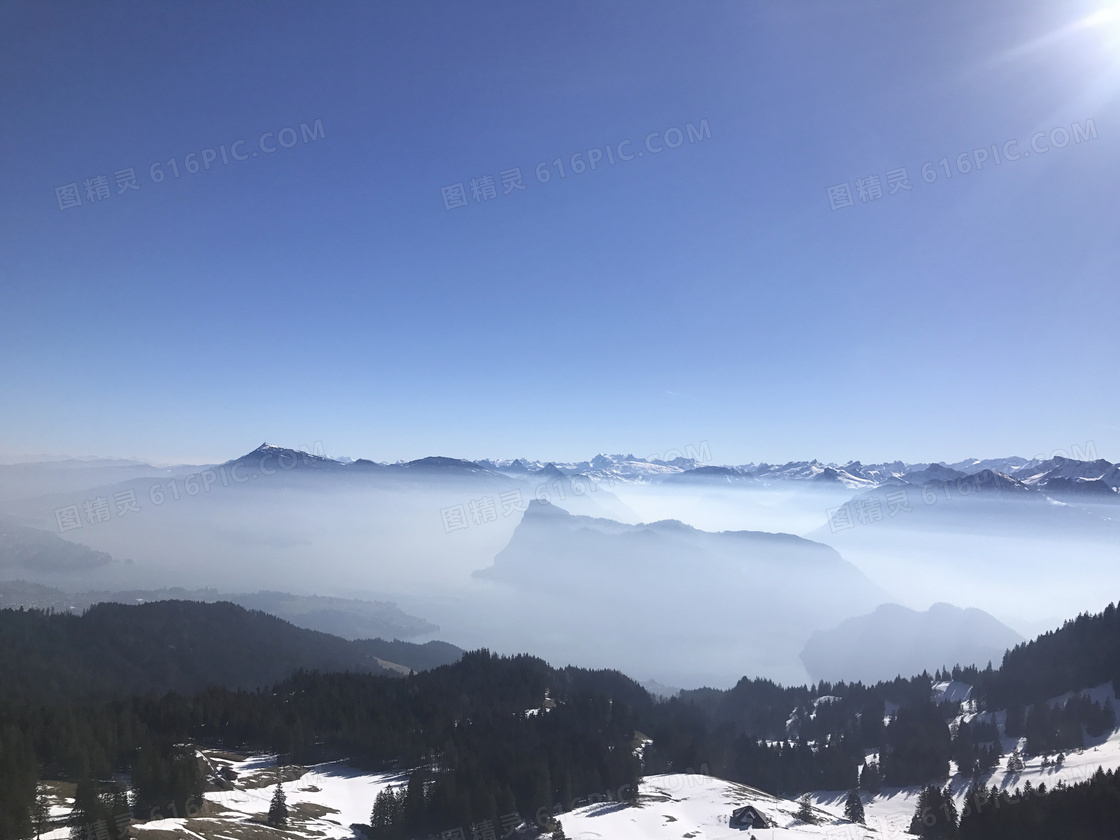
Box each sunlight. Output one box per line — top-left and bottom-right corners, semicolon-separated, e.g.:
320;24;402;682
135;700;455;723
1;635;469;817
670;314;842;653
1082;2;1120;29
1080;0;1120;48
989;1;1120;64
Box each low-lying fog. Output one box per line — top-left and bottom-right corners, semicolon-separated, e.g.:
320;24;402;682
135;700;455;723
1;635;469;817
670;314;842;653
3;454;1118;688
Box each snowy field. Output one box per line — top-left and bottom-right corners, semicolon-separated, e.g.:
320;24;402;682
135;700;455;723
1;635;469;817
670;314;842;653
188;753;404;838
560;773;874;839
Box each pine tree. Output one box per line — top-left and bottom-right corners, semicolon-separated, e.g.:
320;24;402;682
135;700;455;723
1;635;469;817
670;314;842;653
795;793;816;824
908;785;958;839
1004;703;1024;737
108;786;130;840
371;787;390;829
402;769;429;835
68;778;104;840
1005;750;1024;774
843;788;865;824
859;760;881;795
33;784;49;840
371;785;403;837
267;780;288;828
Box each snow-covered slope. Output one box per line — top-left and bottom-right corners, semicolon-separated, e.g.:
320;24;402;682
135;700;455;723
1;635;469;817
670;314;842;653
813;681;1120;836
37;721;1120;840
124;755;878;840
561;773;874;839
136;753;402;840
813;727;1120;838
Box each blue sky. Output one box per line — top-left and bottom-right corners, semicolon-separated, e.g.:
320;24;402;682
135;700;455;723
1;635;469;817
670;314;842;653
1;0;1118;466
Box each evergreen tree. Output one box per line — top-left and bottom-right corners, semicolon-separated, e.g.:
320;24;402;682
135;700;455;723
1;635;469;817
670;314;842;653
68;778;104;840
882;703;952;786
795;793;816;824
1005;750;1024;775
267;780;288;828
107;786;130;840
131;741;204;819
402;769;429;835
951;720;978;775
843;788;865;824
32;784;49;840
858;760;881;795
0;728;37;840
908;785;958;839
1003;703;1024;738
371;785;400;834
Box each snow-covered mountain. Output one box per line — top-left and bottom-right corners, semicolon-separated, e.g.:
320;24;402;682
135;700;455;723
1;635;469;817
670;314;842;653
479;453;709;485
206;447;1120;522
227;443;1116;513
13;442;1115;498
472;451;1119;497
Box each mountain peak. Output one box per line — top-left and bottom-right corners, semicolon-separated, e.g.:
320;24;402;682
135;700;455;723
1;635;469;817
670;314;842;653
223;443;337;470
523;499;570;518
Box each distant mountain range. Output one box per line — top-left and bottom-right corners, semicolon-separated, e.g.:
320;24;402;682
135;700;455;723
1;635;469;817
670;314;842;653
4;442;1117;500
0;580;440;640
5;444;1115;563
3;442;1115;689
800;602;1025;684
227;444;1120;500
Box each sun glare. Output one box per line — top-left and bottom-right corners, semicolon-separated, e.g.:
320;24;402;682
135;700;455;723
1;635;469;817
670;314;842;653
1083;3;1120;27
1081;1;1120;45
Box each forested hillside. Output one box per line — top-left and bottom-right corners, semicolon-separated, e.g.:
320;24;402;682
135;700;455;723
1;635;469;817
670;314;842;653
0;649;645;840
0;600;445;700
3;601;1120;840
